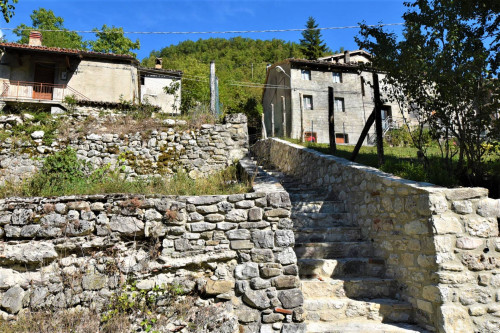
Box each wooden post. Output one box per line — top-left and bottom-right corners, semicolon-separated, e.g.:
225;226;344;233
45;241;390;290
328;86;336;154
299;93;304;142
373;73;385;166
350;109;376;161
281;96;286;138
271;103;275;137
210;60;216;115
261;112;267;139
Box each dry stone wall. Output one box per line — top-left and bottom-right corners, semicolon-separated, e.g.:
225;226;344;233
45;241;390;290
0;113;248;184
252;138;500;333
0;157;306;333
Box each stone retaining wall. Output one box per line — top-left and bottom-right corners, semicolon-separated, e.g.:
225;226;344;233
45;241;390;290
252;138;500;333
0;157;306;333
0;113;248;184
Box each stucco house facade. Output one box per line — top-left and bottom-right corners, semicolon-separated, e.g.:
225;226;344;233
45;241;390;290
139;65;182;114
262;50;407;145
0;31;181;114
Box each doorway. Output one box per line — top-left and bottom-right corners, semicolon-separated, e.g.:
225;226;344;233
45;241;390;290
33;63;55;100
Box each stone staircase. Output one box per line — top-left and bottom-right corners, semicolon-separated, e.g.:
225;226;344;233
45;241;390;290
274;173;426;333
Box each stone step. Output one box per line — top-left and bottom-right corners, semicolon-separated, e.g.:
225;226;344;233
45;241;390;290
288;192;336;202
304;298;414;323
291;212;352;228
301;277;398;299
306;321;426;333
292;201;346;214
295;241;373;259
298;258;385;279
295;227;362;243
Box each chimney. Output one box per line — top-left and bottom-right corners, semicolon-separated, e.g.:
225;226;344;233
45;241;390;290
155;57;163;69
29;31;43;46
344;50;350;63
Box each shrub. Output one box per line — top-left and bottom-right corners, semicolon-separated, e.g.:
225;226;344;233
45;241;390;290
27;148;89;196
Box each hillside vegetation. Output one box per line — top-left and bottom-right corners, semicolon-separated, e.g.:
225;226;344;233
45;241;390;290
142;37;305;125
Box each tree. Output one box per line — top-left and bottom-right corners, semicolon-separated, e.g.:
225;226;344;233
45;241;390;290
142;37;304;119
90;25;140;57
299;17;330;60
356;0;499;185
1;0;17;22
14;8;86;49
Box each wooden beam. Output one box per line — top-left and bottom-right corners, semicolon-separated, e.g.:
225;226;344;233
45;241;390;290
373;72;385;166
328;86;336;154
350;109;375;162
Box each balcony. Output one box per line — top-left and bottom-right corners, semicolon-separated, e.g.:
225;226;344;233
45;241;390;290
0;80;89;103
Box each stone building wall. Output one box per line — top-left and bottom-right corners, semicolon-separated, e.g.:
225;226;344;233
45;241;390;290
251;138;500;333
0;113;248;185
0;157;306;333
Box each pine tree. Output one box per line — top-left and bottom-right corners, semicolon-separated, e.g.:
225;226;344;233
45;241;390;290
299;17;329;60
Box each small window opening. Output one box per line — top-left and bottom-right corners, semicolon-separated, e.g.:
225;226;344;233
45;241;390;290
332;72;342;83
335;133;348;144
334;97;345;112
304;132;317;143
301;69;311;80
303;95;313;110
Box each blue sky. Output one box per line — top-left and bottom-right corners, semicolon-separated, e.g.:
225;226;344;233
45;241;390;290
0;0;407;60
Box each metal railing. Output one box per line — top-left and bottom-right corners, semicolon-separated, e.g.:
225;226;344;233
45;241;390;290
1;80;90;102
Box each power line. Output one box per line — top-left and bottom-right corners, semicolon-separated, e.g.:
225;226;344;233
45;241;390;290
0;23;404;35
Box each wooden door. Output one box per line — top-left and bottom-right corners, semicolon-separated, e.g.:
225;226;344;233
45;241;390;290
33;63;55;100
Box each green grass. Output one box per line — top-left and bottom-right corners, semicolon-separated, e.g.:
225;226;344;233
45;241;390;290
285;138;500;188
0;148;250;198
0;167;249;199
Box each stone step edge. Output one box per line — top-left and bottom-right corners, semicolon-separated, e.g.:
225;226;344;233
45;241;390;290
295;241;372;247
298;258;385;264
294;227;361;233
301;277;397;284
303;297;411;307
304;321;427;333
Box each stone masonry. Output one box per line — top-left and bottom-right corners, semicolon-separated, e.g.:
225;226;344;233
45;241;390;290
0;113;248;185
0;157;306;333
252;138;500;333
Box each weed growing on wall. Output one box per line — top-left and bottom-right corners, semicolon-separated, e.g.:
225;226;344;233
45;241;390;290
0;148;250;198
0;105;61;145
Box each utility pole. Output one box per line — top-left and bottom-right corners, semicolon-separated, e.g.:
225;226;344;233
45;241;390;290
271;104;275;137
210;60;216;115
281;96;286;138
373;73;385;166
215;76;220;117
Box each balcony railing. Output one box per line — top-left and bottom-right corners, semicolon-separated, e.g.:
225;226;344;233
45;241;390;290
1;80;90;102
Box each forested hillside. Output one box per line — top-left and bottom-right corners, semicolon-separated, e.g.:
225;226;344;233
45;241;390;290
142;37;305;125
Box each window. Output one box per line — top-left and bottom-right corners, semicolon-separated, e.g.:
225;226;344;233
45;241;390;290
303;95;313;110
304;132;317;143
332;72;342;83
334;97;345;112
335;133;348;144
360;77;365;96
301;69;311;80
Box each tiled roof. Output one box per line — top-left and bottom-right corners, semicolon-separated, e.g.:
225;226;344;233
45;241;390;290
0;42;138;62
138;67;183;77
269;58;365;72
318;49;372;61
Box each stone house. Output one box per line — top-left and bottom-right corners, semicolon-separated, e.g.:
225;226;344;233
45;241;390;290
262;50;406;145
0;31;181;113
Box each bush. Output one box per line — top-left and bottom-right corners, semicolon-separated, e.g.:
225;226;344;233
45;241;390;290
27;148;89;196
